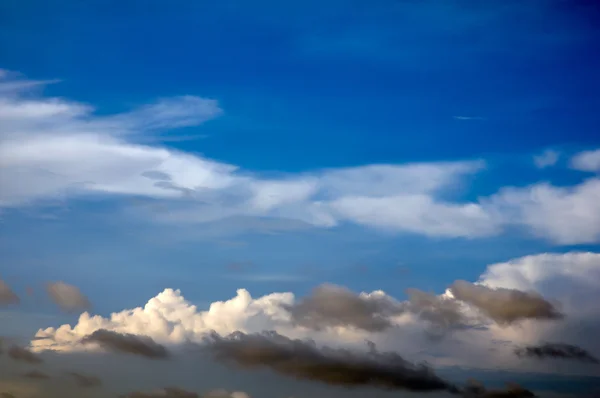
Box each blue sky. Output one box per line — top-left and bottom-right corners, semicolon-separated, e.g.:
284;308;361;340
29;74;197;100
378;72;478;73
1;1;600;397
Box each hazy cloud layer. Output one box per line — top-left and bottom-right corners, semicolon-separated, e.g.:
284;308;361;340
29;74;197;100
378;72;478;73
284;283;404;332
203;330;458;393
46;281;91;313
449;281;562;325
21;370;50;380
515;343;599;365
81;329;169;359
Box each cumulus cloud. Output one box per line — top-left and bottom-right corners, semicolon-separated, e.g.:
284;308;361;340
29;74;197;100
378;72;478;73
571;149;600;173
284;283;404;332
405;288;474;334
0;280;19;305
515;343;599;365
8;346;43;364
29;252;600;377
533;149;560;169
203;330;458;393
80;329;169;359
448;281;562;325
46;281;91;313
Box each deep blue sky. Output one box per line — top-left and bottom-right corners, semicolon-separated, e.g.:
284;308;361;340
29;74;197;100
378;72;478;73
1;0;600;315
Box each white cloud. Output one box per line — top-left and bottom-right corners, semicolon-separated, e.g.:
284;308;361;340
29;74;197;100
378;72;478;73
486;178;600;245
0;69;494;239
3;69;600;243
30;252;600;376
533;149;560;169
571;148;600;173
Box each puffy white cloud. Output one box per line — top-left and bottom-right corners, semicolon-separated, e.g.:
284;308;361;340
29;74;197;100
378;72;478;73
571;148;600;173
30;252;600;376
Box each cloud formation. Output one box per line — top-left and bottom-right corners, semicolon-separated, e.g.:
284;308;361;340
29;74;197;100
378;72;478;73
448;281;562;325
0;280;19;305
3;69;600;243
203;330;458;393
21;370;50;380
80;329;170;359
284;283;404;332
571;149;600;173
46;281;91;313
462;380;536;397
515;343;599;365
29;252;600;377
533;149;560;169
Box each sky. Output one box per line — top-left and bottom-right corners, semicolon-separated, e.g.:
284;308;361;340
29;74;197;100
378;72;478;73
1;0;600;397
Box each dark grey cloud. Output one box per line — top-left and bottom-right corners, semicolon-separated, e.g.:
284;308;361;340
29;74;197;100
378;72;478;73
80;329;169;359
122;387;199;397
0;280;19;305
203;330;458;393
22;370;50;380
449;281;563;325
515;342;599;364
0;393;16;398
67;371;103;388
406;288;472;333
46;281;91;313
284;283;405;332
461;380;536;397
8;345;43;364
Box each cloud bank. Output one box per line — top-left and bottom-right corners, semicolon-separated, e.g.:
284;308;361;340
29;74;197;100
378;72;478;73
30;252;600;378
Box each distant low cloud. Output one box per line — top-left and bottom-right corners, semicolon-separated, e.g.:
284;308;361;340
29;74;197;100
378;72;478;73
122;387;199;398
449;280;562;325
8;345;43;364
284;283;404;332
0;280;19;305
462;380;536;397
515;343;599;364
203;330;458;393
46;281;91;313
81;329;170;359
533;149;560;169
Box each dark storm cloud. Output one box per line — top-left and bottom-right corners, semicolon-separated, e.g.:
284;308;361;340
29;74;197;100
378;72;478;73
67;371;103;388
203;330;458;393
0;280;19;305
22;370;50;379
122;387;199;397
406;288;471;332
284;283;405;332
449;281;562;325
461;380;536;397
8;345;43;364
80;329;169;359
515;342;599;364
